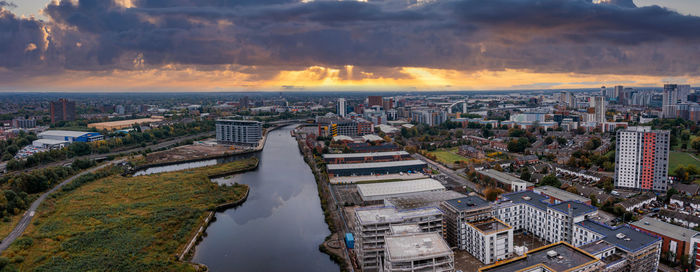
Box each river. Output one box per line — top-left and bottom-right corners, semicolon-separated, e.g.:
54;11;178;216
190;125;340;271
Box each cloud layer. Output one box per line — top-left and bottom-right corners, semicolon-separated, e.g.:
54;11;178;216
1;0;699;89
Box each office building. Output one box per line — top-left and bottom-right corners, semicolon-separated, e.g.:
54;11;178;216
383;232;454;272
337;98;347;117
479;242;603;272
353;206;443;272
50;98;76;123
215;119;263;145
614;127;670;192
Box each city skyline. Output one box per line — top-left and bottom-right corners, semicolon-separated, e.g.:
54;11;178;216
1;0;699;92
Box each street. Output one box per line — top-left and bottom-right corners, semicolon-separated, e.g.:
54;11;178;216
412;153;481;193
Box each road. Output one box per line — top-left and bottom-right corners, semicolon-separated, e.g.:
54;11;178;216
0;160;123;253
6;131;214;175
412;153;481;193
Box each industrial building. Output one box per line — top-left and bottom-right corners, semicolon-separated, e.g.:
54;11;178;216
326;160;427;177
476;169;532;192
631;216;700;268
356;179;445;202
383;232;454;272
478;242;603;272
614;126;670;192
322;151;411;164
32;139;69;149
353;206;443;272
215;119;262;145
87;117;164;130
37;130;104;143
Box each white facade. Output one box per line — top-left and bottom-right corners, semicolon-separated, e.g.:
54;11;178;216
337;98;347;117
463;219;514;264
215;119;263;145
614;127;670;191
593;96;606;123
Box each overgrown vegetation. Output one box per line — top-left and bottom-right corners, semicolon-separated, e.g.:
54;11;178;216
0;158;255;272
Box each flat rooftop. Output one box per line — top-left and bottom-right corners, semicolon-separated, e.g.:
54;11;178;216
38;130;93;137
469;218;512;235
322;151;409;159
631;216;699;242
444;195;491;211
578;220;660;253
550;201;597;217
386;190;465;210
500;190;549;211
479;242;599;272
535;185;589;203
357;179;445;199
327;160;427;170
477;169;527;185
385;232;452;261
579;240;615;255
355;206;442;225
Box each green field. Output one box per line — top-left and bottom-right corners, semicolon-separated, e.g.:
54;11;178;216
669;151;700;173
427;148;470;166
1;158;255;272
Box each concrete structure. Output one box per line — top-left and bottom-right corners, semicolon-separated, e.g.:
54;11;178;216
476;169;532;192
631;216;700;265
215;119;262;145
322;151;411;164
440;196;494;249
87;117;164;130
479;242;602;272
614;126;670;192
534;186;591;205
353;206;443;272
385;190;465;210
50;98;76;123
593;95;606;123
37;130;103;143
464;218;514;264
337;98;347;117
357;179;445;202
327;160;427;177
383;232;454;272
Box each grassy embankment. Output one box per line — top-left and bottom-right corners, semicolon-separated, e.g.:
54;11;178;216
0;158;257;272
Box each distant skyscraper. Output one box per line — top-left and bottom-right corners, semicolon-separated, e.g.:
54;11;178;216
368;96;383;107
614;127;670;192
662;84;691;118
560;91;576;108
239;96;250;109
614;85;624;102
50;98;76;123
593;96;606;123
336;98;347;117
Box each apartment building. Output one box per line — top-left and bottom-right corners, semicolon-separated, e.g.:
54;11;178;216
464;218;514;264
614;126;670;192
479;242;603;272
383;232;454;272
353;206;443;272
215;119;263;145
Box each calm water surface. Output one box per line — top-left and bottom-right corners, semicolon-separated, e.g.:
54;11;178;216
191;125;339;272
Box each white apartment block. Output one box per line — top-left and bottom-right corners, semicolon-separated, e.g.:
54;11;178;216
353;206;443;272
215;119;263;145
614;126;670;192
464;218;514;264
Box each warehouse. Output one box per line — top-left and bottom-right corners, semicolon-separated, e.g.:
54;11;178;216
357;179;445;202
322;151;411;164
327;160;427;177
37;130;104;143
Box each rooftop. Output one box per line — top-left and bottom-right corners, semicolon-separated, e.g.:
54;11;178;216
479;242;599;272
578;220;660;253
385;190;465;210
535;185;589;203
357;179;445;199
631;216;699;242
322;151;409;159
443;196;491;211
327;159;426;170
477;169;533;186
550;201;597;217
500;190;549;211
384;232;452;261
579;240;615;255
468;218;512;235
355;206;442;225
38;130;95;137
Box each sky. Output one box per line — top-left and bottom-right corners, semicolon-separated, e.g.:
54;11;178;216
0;0;699;92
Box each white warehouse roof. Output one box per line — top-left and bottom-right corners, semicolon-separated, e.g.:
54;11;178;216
38;130;92;138
357;178;445;201
327;160;426;170
323;151;409;159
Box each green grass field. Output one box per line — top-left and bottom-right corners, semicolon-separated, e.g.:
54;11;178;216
1;158;255;272
427;148;471;167
669;151;700;173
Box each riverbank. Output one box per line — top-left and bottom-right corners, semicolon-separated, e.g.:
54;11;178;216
0;158;256;271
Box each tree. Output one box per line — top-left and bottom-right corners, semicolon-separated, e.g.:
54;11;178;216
589;194;598;207
556;137;567;146
520;171;531;182
540;174;561;188
544;136;554;145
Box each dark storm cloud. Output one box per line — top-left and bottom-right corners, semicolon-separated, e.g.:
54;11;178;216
0;1;16;8
1;0;700;77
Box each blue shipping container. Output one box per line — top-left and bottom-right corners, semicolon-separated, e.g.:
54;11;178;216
345;233;354;249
